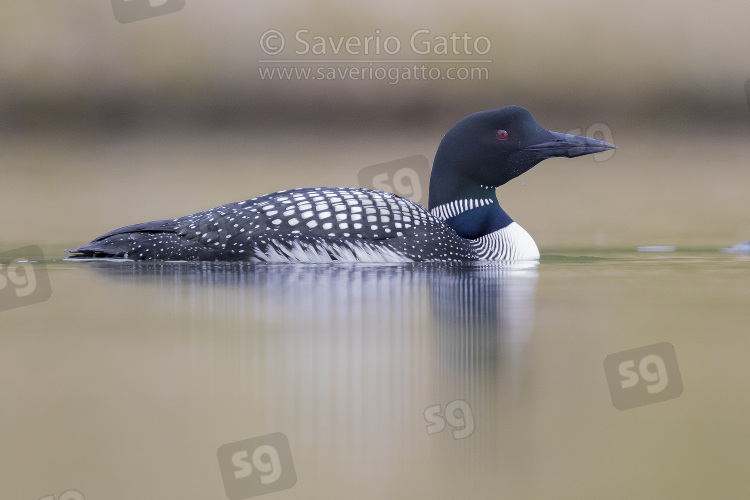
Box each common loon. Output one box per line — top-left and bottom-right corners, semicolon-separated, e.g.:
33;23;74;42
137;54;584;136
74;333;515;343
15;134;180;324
66;106;614;263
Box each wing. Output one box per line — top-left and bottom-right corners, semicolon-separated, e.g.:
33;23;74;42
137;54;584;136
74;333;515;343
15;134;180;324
174;187;475;262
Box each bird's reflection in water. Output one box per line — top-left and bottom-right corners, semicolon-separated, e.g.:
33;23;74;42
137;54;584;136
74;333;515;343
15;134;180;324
424;262;538;465
85;261;537;465
427;262;538;388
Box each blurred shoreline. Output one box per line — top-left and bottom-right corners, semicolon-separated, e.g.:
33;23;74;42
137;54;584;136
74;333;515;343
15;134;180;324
2;2;749;134
2;78;748;134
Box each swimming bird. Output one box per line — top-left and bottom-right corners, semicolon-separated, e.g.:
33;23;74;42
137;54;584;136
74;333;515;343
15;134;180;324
66;106;614;263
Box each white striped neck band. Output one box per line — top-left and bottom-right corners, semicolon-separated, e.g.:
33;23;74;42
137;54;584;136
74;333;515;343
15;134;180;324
428;198;496;221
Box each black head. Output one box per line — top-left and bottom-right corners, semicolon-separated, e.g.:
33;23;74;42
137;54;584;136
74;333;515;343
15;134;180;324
430;106;616;195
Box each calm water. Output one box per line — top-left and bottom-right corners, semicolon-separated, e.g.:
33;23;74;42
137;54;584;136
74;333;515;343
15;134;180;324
2;129;750;499
1;248;749;499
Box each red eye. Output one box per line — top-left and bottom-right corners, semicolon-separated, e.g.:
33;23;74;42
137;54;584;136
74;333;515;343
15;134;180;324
497;130;508;140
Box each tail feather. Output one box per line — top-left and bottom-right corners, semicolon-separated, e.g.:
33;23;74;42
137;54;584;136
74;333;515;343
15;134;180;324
88;219;176;242
65;219;201;260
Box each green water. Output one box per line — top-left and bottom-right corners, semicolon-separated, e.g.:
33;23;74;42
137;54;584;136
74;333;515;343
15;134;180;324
1;248;749;499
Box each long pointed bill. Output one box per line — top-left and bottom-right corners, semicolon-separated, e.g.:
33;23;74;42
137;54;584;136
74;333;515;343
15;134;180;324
526;131;616;159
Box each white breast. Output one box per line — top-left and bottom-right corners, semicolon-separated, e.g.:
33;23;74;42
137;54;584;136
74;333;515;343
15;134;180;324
471;222;540;261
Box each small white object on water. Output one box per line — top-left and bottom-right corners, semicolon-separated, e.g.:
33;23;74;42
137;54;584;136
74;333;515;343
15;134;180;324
722;241;750;253
638;246;676;252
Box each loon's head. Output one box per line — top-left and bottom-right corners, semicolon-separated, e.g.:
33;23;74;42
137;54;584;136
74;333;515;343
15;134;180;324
429;106;616;206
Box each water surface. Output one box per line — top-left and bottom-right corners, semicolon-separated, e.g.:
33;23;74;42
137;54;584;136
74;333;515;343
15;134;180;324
2;249;749;499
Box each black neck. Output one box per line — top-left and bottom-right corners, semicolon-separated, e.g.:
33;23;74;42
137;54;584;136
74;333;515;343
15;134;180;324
444;201;513;239
428;159;513;240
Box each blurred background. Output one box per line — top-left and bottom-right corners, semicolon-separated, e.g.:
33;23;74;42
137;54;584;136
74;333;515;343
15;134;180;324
2;1;749;129
1;0;749;250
